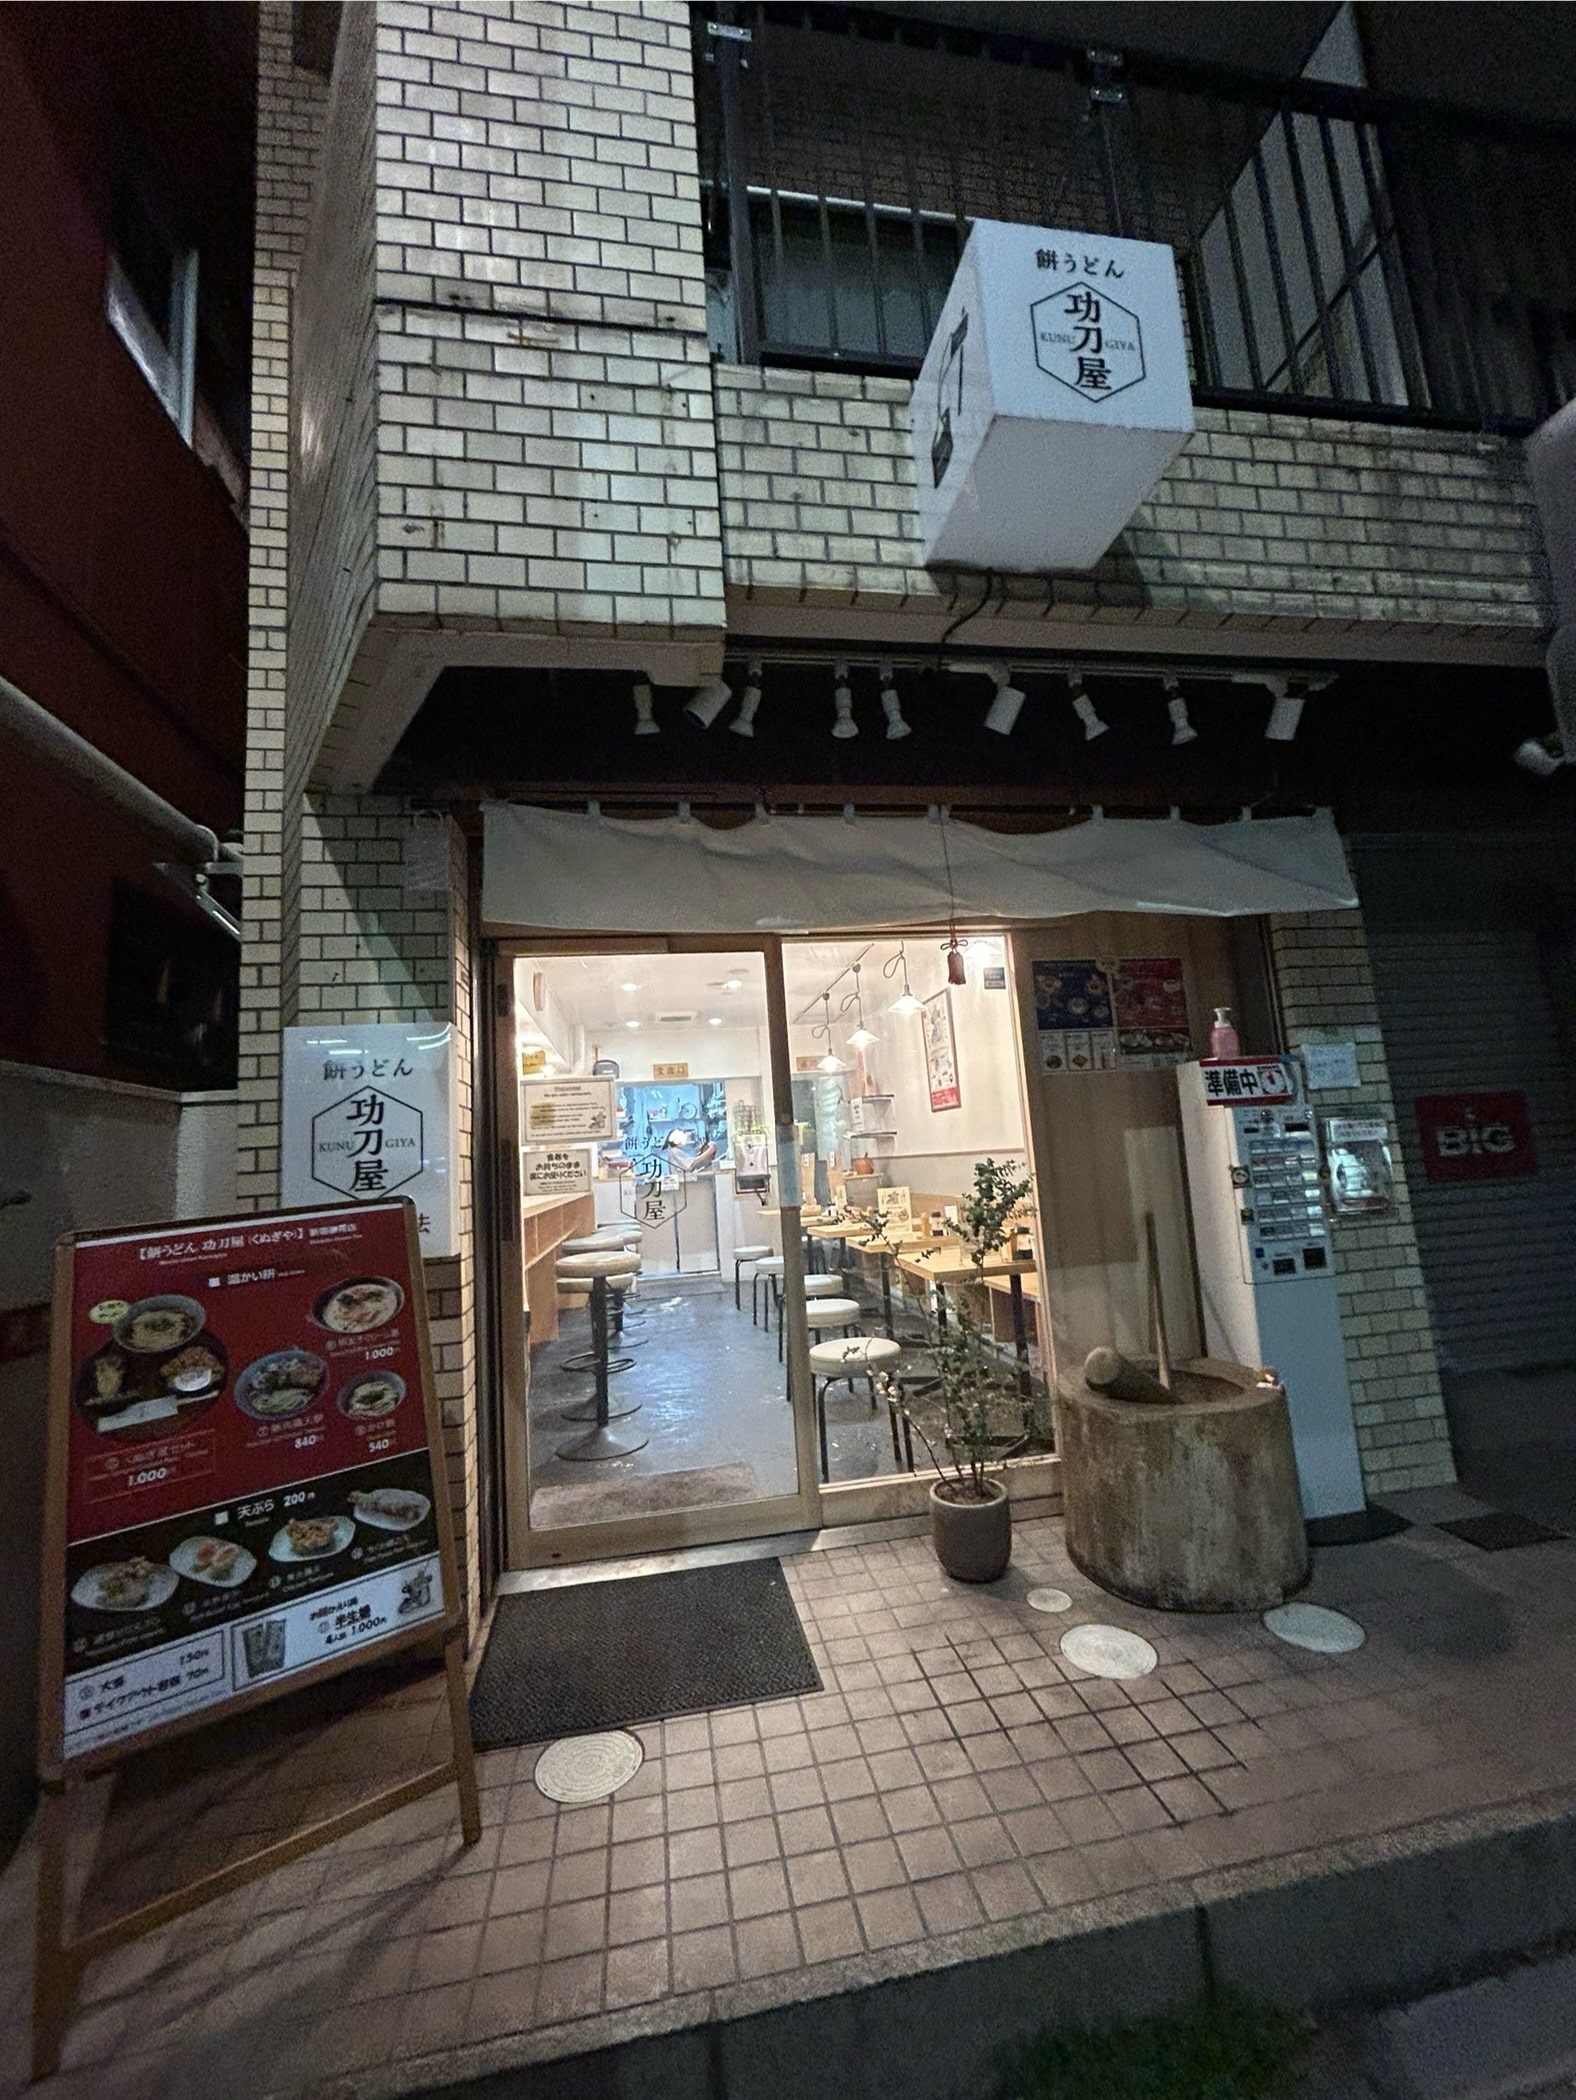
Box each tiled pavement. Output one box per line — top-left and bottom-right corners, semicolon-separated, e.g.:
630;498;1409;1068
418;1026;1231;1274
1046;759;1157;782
2;1489;1575;2099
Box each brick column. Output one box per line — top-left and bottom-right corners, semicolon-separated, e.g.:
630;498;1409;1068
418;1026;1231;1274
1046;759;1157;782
1268;909;1457;1496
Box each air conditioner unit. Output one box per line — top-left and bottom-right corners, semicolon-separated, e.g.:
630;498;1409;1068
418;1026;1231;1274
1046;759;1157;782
912;220;1194;574
656;1010;697;1025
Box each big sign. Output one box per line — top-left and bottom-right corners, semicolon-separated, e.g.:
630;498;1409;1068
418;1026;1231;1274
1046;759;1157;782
1414;1091;1537;1183
47;1202;449;1766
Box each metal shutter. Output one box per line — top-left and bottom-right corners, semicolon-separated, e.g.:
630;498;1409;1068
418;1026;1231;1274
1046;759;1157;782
1363;914;1576;1373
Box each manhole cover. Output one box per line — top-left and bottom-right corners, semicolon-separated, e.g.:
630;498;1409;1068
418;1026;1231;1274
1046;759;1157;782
1026;1587;1073;1614
533;1730;644;1804
1263;1602;1365;1654
1060;1623;1158;1680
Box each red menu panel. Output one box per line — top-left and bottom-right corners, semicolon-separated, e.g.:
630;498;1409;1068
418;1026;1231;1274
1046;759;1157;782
55;1203;447;1764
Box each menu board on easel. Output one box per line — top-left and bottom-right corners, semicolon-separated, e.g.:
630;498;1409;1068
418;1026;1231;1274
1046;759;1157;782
44;1200;457;1770
33;1198;478;2079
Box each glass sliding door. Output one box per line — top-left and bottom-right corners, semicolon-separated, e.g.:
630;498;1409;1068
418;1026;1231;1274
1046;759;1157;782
493;939;817;1566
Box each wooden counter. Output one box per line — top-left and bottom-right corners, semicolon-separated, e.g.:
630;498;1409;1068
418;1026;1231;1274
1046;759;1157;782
520;1191;597;1343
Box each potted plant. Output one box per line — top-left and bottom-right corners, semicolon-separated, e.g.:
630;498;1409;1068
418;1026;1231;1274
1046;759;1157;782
958;1157;1034;1274
886;1305;1048;1583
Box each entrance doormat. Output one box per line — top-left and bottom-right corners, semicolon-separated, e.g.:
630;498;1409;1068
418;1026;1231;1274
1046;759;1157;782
469;1559;822;1748
1438;1510;1568;1551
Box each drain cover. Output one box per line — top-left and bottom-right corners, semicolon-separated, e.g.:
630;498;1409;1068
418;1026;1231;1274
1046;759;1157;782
1263;1602;1365;1654
1026;1587;1073;1615
1060;1623;1158;1680
533;1730;644;1804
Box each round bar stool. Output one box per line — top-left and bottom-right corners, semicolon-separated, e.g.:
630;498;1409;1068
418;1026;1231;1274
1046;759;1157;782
801;1296;862;1348
809;1336;903;1481
554;1252;647;1459
559;1250;638;1377
751;1254;784;1328
777;1271;845;1360
562;1231;638;1255
733;1243;773;1310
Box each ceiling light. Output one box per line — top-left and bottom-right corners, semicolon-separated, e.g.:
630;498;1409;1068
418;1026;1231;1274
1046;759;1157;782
1164;674;1198;746
684;677;732;729
1068;670;1108;742
721;976;742;992
814;990;843;1070
984;663;1027;737
885;939;921;1015
624;1019;641;1030
619;980;640;992
845;958;878;1050
729;658;763;738
632;679;659;737
1514;732;1568;777
707;1014;723;1026
878;660;911;741
848;1026;878;1050
1263;676;1304;742
831;659;858;740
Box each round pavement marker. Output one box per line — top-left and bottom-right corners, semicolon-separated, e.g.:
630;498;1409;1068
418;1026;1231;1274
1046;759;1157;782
533;1730;644;1804
1263;1602;1366;1654
1026;1587;1074;1615
1060;1623;1159;1680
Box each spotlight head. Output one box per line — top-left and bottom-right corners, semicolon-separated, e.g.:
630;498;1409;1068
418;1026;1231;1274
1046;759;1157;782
729;657;763;739
1164;677;1198;747
1514;732;1568;778
1264;684;1305;742
1070;674;1108;742
684;678;732;729
984;665;1027;737
831;659;858;740
878;662;911;741
632;679;660;736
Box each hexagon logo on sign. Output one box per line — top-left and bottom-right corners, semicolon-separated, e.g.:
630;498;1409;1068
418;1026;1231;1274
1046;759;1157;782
311;1085;424;1198
1031;284;1144;399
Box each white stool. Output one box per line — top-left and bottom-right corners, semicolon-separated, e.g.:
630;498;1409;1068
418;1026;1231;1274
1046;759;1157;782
752;1254;785;1328
733;1243;774;1311
553;1251;647;1459
776;1271;845;1357
809;1335;903;1481
793;1297;862;1366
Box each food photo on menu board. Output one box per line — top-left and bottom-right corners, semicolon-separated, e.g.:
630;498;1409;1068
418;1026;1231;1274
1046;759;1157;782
56;1202;447;1764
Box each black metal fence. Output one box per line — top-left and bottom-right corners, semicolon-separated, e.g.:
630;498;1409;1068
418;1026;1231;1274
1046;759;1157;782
695;3;1576;430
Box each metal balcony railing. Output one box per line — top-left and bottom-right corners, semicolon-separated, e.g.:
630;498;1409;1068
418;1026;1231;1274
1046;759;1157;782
695;3;1576;432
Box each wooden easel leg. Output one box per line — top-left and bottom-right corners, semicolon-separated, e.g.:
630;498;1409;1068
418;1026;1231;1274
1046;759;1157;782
443;1630;481;1845
32;1783;74;2082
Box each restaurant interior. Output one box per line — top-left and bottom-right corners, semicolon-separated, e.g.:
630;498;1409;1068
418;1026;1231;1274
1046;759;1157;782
508;935;1040;1542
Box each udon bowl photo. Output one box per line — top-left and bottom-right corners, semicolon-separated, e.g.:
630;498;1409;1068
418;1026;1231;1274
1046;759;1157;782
312;1276;405;1335
113;1295;206;1355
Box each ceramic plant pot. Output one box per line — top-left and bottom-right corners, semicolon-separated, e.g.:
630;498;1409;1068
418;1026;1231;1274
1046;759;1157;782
929;1477;1012;1583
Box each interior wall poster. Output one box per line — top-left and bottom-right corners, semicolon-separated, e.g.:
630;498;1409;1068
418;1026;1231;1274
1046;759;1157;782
1109;957;1191;1067
922;989;962;1112
1032;959;1116;1073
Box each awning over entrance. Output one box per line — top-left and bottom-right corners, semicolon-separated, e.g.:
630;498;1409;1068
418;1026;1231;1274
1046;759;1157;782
482;804;1356;932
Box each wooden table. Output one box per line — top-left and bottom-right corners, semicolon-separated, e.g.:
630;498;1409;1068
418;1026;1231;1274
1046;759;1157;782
520;1191;597;1343
896;1248;1039;1389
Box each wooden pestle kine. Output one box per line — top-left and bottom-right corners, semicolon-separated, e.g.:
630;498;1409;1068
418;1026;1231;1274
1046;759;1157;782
1083;1345;1177;1405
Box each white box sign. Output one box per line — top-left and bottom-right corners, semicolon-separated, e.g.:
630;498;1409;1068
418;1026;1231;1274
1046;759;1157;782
912;221;1194;573
281;1025;459;1257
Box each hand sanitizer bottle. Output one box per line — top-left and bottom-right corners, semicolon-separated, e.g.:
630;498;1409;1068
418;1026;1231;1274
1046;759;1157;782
1210;1006;1240;1059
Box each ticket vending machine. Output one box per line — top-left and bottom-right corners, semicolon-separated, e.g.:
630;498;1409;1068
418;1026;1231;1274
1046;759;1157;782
1177;1060;1366;1519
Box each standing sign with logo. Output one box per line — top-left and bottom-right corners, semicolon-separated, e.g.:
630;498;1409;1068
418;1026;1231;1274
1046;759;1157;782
32;1200;479;2079
281;1025;458;1258
1414;1091;1537;1183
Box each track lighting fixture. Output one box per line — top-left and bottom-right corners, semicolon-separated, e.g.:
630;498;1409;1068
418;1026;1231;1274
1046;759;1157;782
684;677;733;729
1164;674;1197;746
831;660;858;739
1068;670;1108;742
884;940;921;1016
632;680;660;736
878;661;911;740
729;658;764;738
984;663;1028;737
